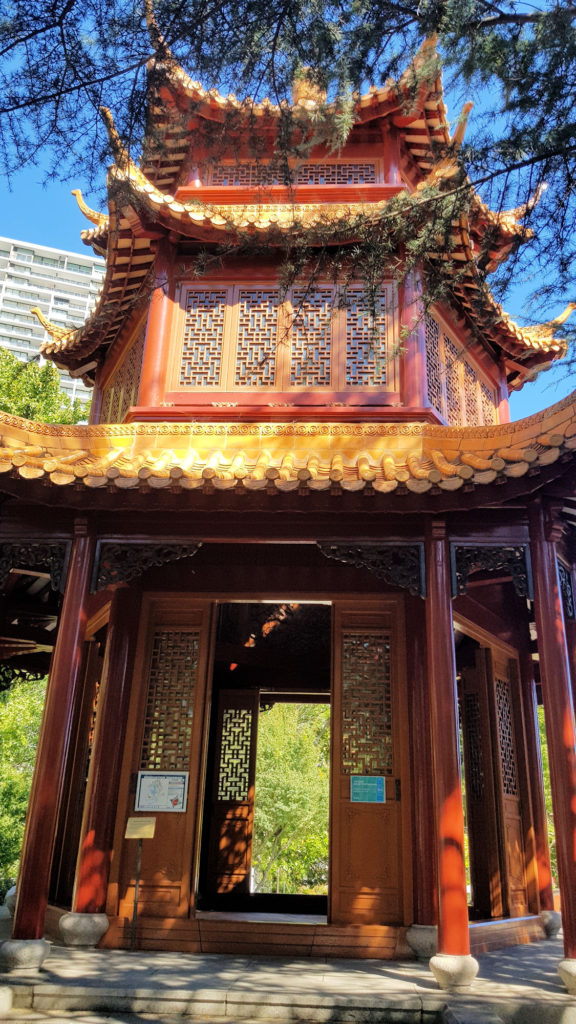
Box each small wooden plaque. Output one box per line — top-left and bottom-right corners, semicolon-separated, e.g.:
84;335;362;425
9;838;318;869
125;816;156;839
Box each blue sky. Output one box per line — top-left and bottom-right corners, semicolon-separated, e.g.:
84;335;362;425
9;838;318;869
1;161;573;423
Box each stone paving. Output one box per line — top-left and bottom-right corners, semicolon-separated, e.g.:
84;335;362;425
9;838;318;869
1;915;575;1024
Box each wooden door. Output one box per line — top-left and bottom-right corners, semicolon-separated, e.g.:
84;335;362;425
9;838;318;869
460;648;504;918
204;688;259;894
331;602;405;925
488;650;529;917
113;598;213;921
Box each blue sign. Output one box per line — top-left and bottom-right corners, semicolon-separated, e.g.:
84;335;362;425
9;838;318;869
350;776;386;803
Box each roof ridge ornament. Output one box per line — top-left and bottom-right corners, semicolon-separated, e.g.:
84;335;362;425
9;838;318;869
142;0;176;63
71;189;109;229
100;106;130;171
521;302;576;346
30;307;77;347
497;182;547;230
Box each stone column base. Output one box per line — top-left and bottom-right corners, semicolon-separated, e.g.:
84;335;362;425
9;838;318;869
429;953;479;991
0;986;13;1013
59;912;109;947
0;938;50;972
406;924;438;959
558;959;576;994
540;909;562;938
3;887;16;916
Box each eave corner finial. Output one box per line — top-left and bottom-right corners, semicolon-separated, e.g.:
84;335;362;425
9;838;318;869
30;307;76;344
99;106;130;170
452;101;473;150
520;301;576;352
143;0;175;61
71;189;109;229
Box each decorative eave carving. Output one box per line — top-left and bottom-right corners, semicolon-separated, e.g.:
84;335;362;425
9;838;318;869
92;541;203;591
450;544;533;599
558;560;575;621
0;542;70;593
317;541;425;596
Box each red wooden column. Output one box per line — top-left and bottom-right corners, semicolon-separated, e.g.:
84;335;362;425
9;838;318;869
137;240;176;409
405;594;436;925
12;521;96;940
529;500;576;961
74;587;142;914
425;520;477;986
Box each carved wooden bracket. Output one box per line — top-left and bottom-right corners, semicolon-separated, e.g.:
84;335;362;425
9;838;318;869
558;560;575;621
0;542;70;594
317;542;426;597
450;544;533;599
92;541;203;591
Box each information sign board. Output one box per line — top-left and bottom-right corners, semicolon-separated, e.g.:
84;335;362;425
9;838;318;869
135;771;189;812
350;775;386;803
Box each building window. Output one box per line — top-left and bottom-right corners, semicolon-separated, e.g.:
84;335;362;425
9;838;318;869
425;314;498;426
206;160;380;187
175;282;395;393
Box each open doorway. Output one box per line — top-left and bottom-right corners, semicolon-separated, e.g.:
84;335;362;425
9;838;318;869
198;601;331;913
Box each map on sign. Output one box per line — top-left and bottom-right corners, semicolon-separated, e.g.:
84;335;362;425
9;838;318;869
135;771;189;812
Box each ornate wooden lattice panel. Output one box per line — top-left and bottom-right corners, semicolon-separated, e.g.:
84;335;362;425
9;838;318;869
480;381;497;425
180;290;227;387
495;676;519;797
344;289;387;386
464;362;480;423
341;631;393;776
139;630;199;771
462;691;484;800
424;314;498;426
216;707;253;800
290;287;333;386
425;315;443;413
177;282;396;393
208;161;379;186
445;337;462;424
234;288;279;386
99;328;145;424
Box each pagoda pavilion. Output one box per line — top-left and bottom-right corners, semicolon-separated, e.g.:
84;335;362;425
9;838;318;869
1;34;576;994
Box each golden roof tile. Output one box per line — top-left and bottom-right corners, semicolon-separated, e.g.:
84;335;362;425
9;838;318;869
0;393;573;500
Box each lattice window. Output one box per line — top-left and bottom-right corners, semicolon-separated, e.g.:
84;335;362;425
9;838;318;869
425;315;443;413
140;630;199;771
99;328;145;424
345;288;387;386
464;363;480;423
234;288;278;386
424;315;498;426
217;708;253;800
296;163;377;184
181;290;227;387
463;692;484;800
480;382;497;425
208;162;378;186
341;631;393;776
495;677;519;797
445;336;462;425
178;282;395;392
290;287;332;386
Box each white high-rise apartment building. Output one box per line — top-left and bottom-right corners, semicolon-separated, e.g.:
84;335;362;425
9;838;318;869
0;236;105;403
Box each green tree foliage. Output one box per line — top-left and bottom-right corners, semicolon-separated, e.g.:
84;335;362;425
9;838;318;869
1;2;574;326
252;703;330;894
537;705;557;886
0;349;90;423
0;676;46;900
